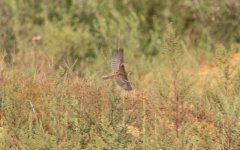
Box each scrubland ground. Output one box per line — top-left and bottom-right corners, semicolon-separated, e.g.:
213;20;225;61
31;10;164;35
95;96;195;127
0;0;240;149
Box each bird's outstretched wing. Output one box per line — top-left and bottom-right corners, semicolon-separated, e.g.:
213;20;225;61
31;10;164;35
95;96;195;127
116;64;132;91
111;48;124;72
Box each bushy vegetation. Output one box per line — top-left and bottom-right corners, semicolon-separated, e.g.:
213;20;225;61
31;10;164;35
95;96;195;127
0;0;240;149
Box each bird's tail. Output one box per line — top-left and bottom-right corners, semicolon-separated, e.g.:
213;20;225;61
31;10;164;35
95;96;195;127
102;74;115;80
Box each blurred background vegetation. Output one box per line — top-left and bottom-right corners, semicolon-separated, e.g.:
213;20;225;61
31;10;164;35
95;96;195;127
0;0;240;149
1;0;239;70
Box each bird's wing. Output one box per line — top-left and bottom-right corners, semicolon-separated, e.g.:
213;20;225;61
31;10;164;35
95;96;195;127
116;65;132;91
111;49;124;72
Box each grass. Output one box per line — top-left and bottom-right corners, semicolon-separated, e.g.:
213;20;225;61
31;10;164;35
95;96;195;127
0;0;240;149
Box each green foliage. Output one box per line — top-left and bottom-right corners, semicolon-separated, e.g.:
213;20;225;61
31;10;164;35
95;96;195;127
87;116;134;150
0;0;239;149
204;44;240;149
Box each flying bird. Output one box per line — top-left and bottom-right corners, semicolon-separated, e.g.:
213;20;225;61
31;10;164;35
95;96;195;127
102;48;132;91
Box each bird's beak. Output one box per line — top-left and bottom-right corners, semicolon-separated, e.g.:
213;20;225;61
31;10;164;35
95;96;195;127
128;71;133;75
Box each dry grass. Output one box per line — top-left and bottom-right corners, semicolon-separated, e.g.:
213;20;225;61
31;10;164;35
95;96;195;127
0;0;240;149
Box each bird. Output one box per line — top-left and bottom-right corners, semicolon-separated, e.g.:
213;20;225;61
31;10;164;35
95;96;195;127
102;48;132;91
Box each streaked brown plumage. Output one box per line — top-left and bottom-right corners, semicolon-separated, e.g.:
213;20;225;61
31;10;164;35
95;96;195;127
102;48;132;91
